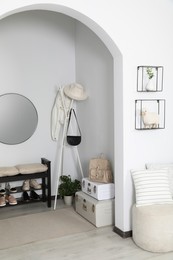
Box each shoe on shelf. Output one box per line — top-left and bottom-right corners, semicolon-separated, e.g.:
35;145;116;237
0;189;6;195
22;180;30;191
5;195;17;206
30;190;40;200
30;179;41;190
5;182;10;190
5;183;17;193
0;195;6;207
22;191;30;202
9;187;17;193
0;184;6;195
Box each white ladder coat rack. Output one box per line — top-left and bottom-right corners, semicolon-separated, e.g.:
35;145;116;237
54;87;84;210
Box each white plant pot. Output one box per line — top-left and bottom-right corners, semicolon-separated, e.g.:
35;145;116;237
64;195;73;206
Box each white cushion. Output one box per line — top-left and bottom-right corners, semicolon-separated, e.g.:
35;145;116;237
15;163;48;174
131;169;173;207
0;167;19;177
146;163;173;170
146;163;173;195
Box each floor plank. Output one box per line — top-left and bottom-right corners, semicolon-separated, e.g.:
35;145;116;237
0;199;173;259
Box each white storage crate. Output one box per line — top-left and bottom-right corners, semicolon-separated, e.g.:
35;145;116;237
75;191;115;227
82;178;115;200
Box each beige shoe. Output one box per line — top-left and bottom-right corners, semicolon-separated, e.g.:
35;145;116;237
0;195;6;207
5;195;17;205
30;179;41;190
22;180;30;191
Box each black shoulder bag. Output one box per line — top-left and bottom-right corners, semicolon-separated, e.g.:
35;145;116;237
66;109;81;146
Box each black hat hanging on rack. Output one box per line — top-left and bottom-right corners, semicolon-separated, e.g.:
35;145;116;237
66;108;82;146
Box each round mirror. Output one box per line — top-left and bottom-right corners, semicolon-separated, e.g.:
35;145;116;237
0;93;38;145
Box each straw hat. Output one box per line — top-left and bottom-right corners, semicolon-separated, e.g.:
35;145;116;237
63;83;88;101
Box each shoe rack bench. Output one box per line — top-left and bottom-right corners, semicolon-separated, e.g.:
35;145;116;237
0;158;51;208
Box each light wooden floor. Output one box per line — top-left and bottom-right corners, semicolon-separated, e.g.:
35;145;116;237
1;200;173;260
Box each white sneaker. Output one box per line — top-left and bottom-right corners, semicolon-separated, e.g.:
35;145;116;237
22;180;30;191
0;189;6;195
30;179;41;190
5;183;17;193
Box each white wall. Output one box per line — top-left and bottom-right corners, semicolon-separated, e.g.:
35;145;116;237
0;10;77;193
0;9;114;203
0;0;173;233
115;0;173;231
75;21;114;175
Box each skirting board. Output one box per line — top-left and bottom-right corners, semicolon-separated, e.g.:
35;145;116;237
113;226;132;238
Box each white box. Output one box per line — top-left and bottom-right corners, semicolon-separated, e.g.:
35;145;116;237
75;191;115;227
82;178;115;200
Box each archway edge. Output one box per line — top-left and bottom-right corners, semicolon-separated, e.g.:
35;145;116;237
0;1;125;231
0;2;122;58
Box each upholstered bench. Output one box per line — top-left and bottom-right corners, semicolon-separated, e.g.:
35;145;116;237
0;158;51;207
131;167;173;253
0;162;48;177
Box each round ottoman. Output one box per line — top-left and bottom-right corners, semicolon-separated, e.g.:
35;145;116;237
132;204;173;252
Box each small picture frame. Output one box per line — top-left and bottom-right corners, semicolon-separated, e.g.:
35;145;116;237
137;66;163;92
135;99;165;130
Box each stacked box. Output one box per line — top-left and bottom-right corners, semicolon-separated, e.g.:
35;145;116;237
75;191;114;227
82;178;115;200
75;178;115;227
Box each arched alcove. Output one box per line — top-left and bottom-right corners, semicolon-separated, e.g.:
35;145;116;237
0;2;124;234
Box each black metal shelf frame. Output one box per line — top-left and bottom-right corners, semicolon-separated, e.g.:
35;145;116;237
135;99;165;130
137;66;164;92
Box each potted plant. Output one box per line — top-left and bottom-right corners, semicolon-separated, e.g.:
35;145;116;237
145;67;155;91
58;175;81;205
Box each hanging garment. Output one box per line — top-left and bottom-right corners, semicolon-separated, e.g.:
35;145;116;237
51;87;71;141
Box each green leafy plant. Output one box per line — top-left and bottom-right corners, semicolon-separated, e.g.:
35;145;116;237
58;175;81;197
146;67;154;79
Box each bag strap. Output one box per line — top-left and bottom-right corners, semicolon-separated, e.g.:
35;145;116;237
67;108;81;136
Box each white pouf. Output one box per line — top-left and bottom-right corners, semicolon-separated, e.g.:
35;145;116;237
132;204;173;253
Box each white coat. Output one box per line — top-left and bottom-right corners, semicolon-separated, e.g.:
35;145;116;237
51;87;71;141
